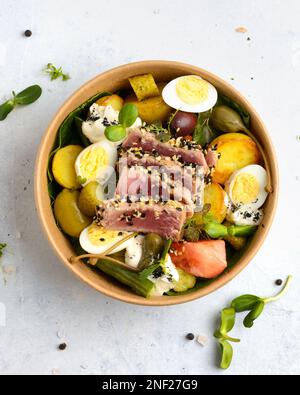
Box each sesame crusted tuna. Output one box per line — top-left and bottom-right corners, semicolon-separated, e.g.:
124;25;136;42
96;200;192;241
115;165;204;210
122;128;208;167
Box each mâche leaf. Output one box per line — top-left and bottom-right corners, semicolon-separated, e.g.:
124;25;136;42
220;307;236;334
0;85;42;121
14;85;42;105
103;103;138;143
118;103;138;127
231;294;260;312
243;301;265;328
214;307;240;343
214;276;292;370
219;339;234;369
105;125;126;142
0;100;15;121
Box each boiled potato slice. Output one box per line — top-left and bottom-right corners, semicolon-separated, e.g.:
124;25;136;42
78;182;104;217
210;132;252;146
125;82;172;123
210;138;261;185
96;94;124;111
125;95;171;124
204;183;227;223
54;189;91;237
129;74;159;101
52;145;83;189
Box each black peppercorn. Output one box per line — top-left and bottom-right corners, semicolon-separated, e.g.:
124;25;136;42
275;279;283;286
24;30;32;37
58;343;67;350
186;333;195;340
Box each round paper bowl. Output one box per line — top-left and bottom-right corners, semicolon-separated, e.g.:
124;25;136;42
34;60;278;306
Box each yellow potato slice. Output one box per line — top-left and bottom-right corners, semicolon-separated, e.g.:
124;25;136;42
129;74;160;101
125;94;171;124
54;189;91;237
52;145;83;189
96;94;124;111
211;139;261;185
210;132;252;147
204;183;227;223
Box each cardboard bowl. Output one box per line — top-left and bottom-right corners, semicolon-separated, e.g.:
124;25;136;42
34;60;278;306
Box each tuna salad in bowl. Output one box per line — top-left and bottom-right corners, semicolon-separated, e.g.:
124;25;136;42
35;61;278;305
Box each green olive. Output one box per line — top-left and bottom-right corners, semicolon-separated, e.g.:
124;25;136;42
138;233;165;269
54;189;91;237
210;105;248;134
78;182;104;217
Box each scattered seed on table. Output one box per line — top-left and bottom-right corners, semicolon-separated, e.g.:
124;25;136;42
24;30;32;37
186;333;195;340
196;334;208;347
235;27;247;33
58;343;67;350
275;279;283;286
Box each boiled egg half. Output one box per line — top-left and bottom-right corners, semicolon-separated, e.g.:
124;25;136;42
75;140;117;186
162;75;218;113
225;164;268;210
79;222;133;255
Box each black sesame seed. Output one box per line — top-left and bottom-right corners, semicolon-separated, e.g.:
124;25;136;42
275;279;283;286
118;232;123;236
100;238;105;242
58;343;67;350
186;333;194;341
24;30;32;37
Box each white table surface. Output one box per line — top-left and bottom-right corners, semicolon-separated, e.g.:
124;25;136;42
0;0;299;375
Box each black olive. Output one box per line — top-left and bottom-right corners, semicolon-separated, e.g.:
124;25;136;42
170;111;197;136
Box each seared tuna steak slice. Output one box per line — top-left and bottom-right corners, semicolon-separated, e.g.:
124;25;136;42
96;200;191;240
122;128;208;167
116;164;204;210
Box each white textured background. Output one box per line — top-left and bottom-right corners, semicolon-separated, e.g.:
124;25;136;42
0;0;299;375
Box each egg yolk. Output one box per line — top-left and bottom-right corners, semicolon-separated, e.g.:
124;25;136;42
231;173;259;205
87;224;122;246
79;147;108;181
176;76;209;105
